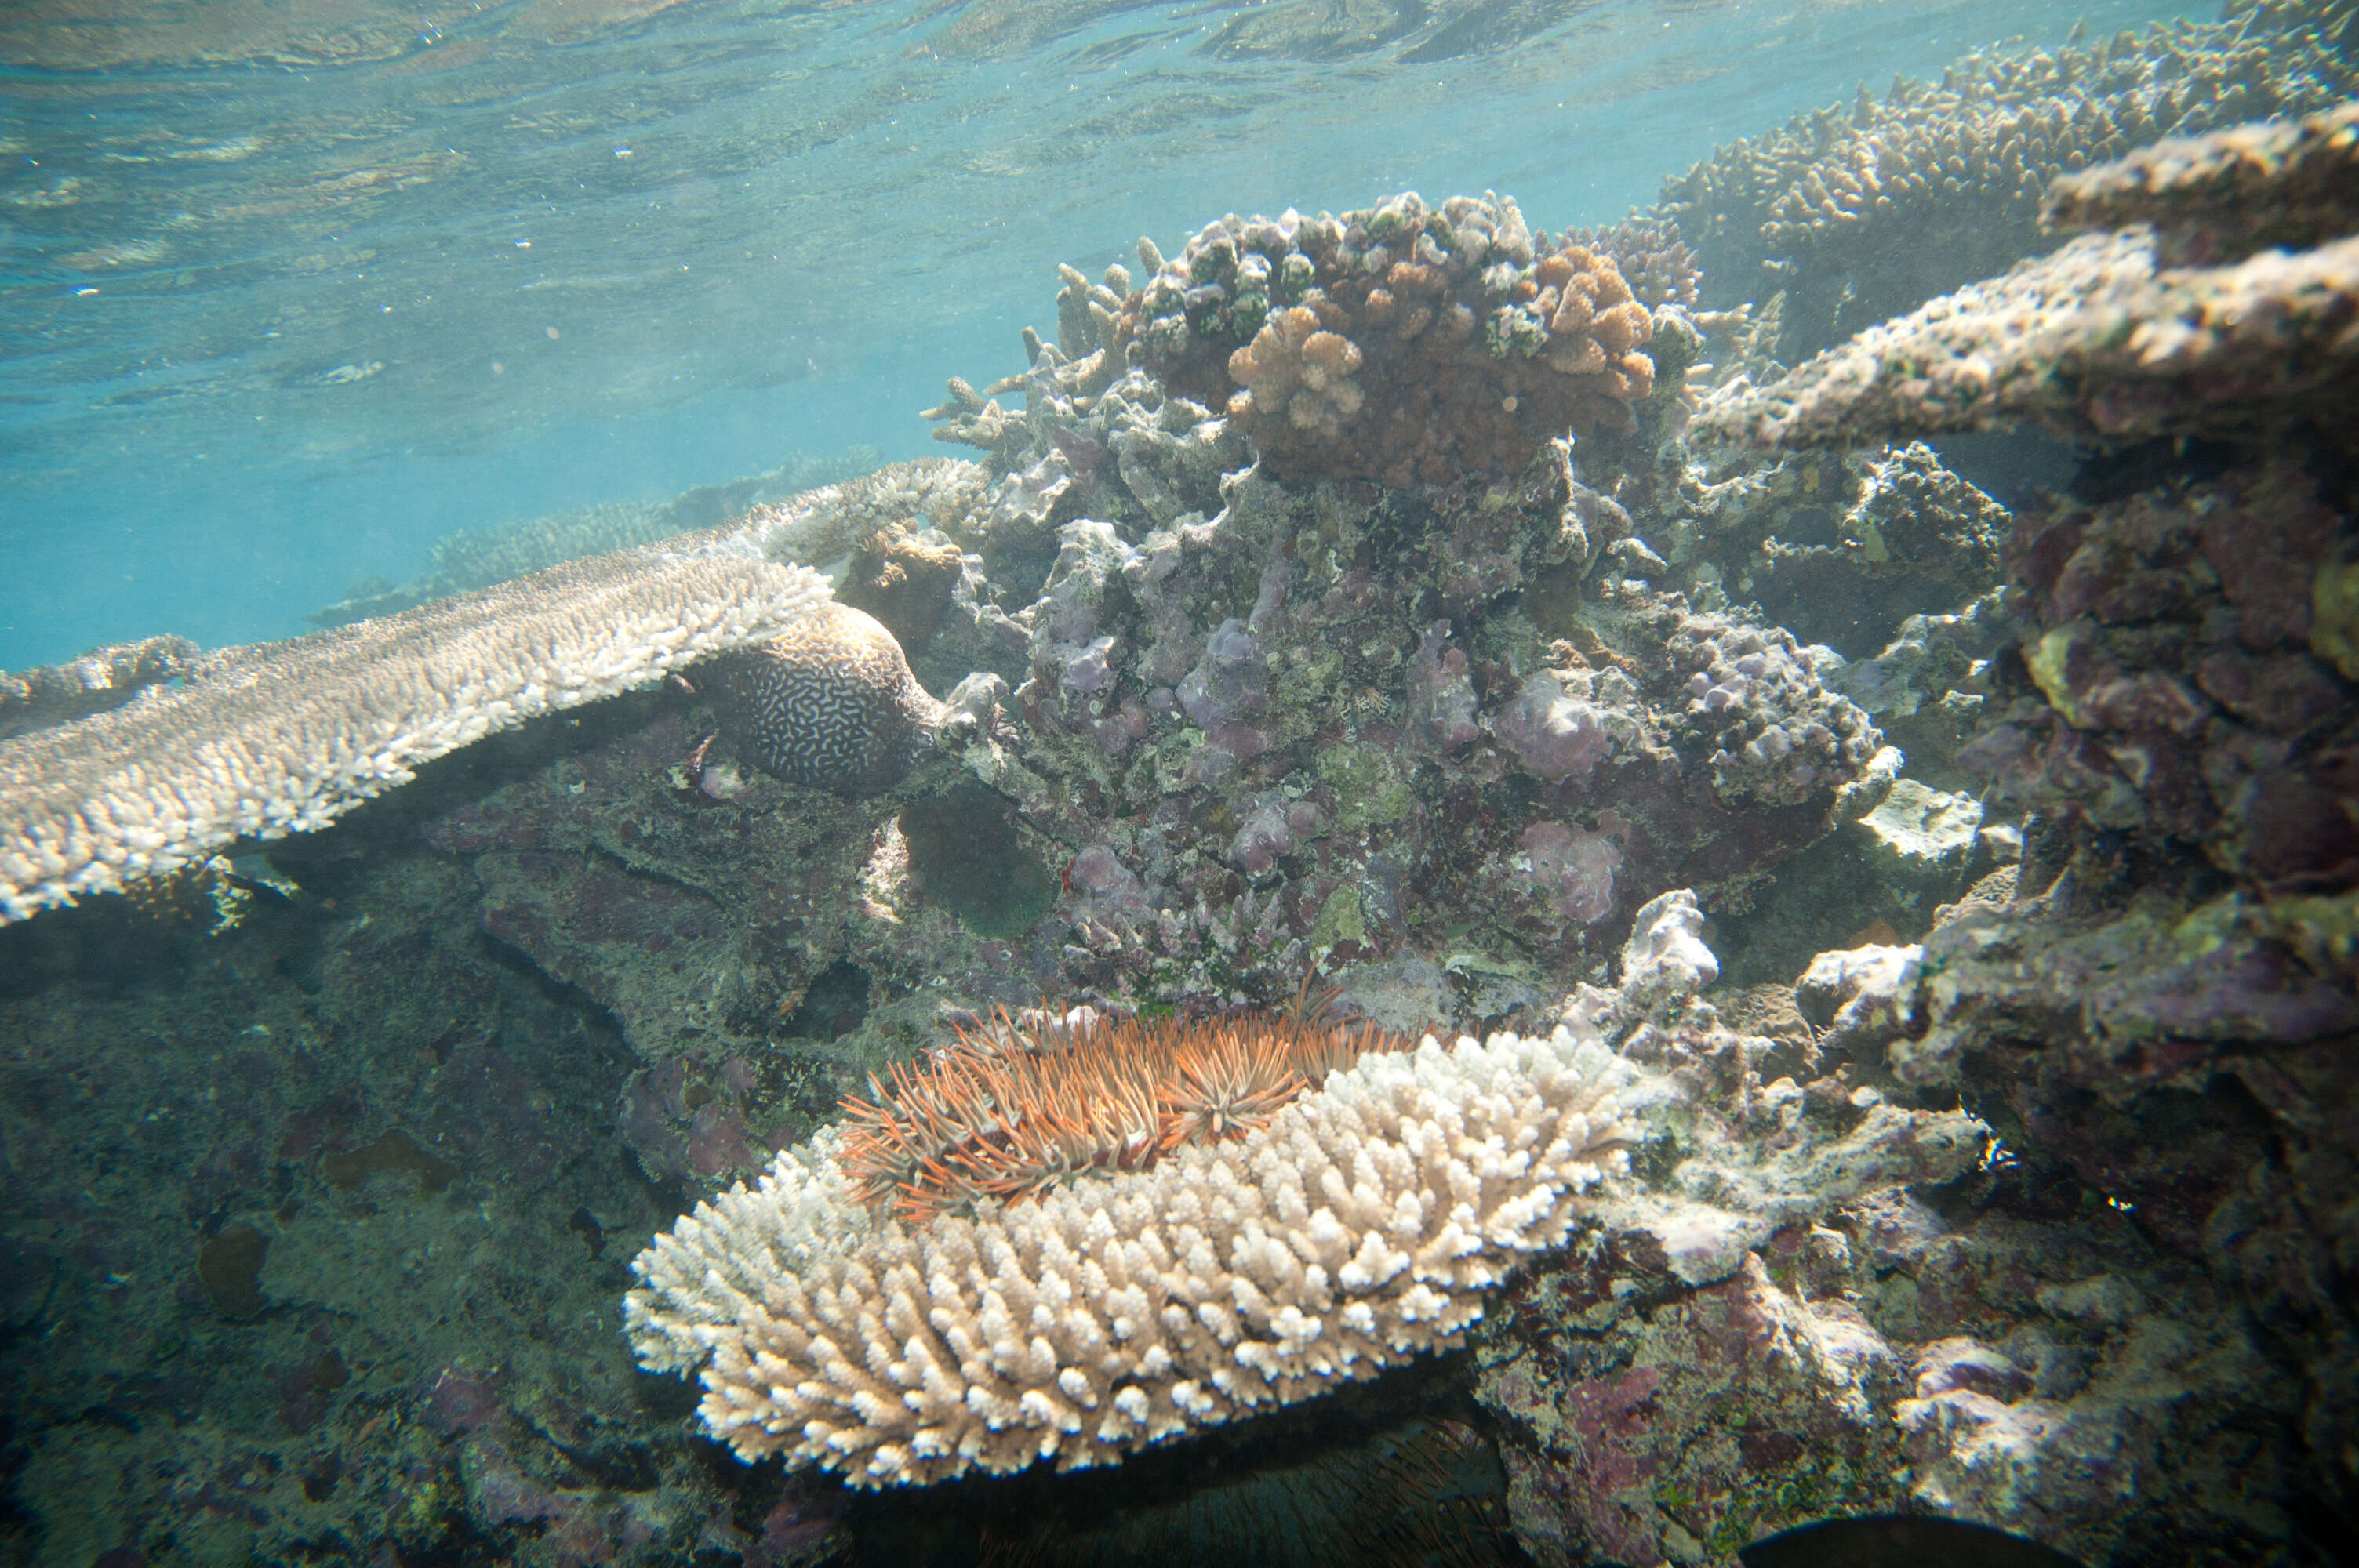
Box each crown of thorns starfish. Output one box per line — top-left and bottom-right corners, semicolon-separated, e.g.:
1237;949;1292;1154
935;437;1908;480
836;989;1411;1223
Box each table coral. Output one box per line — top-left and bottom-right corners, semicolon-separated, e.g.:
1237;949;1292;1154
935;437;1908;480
2043;99;2359;263
628;1015;1644;1486
0;634;202;742
1698;222;2359;450
1659;4;2357;358
0;541;833;925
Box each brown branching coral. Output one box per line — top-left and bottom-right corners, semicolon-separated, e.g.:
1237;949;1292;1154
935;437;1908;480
1122;192;1656;488
1228;306;1368;440
1559;213;1703;310
837;1000;1411;1222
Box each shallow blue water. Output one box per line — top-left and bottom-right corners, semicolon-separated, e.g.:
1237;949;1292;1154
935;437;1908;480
2;0;2197;667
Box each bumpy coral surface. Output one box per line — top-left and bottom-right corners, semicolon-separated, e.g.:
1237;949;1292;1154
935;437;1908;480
1659;3;2357;355
627;1020;1641;1486
2044;98;2359;263
1121;192;1656;487
713;601;947;796
1697;226;2359;450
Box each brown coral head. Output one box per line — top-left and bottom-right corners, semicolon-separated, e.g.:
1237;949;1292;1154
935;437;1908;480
1132;194;1661;488
835;996;1409;1223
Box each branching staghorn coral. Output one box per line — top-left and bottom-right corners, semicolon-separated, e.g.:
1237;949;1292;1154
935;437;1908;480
624;1019;1641;1486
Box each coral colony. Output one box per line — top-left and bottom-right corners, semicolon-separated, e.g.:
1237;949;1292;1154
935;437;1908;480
2;13;2356;1565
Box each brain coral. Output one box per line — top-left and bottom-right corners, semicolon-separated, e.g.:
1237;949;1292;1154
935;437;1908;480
1121;191;1656;488
713;601;946;796
625;1019;1638;1486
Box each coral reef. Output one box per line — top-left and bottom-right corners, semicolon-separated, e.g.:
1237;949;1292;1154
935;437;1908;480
0;634;202;741
1659;3;2358;358
1559;214;1704;312
1464;885;2313;1568
1698;96;2359;454
627;1015;1643;1486
1121;192;1656;487
1678;443;2010;659
9;34;2359;1560
2043;98;2359;263
1659;100;2359;1557
0;790;786;1568
1966;452;2357;895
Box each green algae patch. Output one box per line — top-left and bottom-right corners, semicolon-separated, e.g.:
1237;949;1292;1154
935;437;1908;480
1307;884;1367;961
2311;557;2359;681
2026;622;2094;727
1317;746;1415;831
